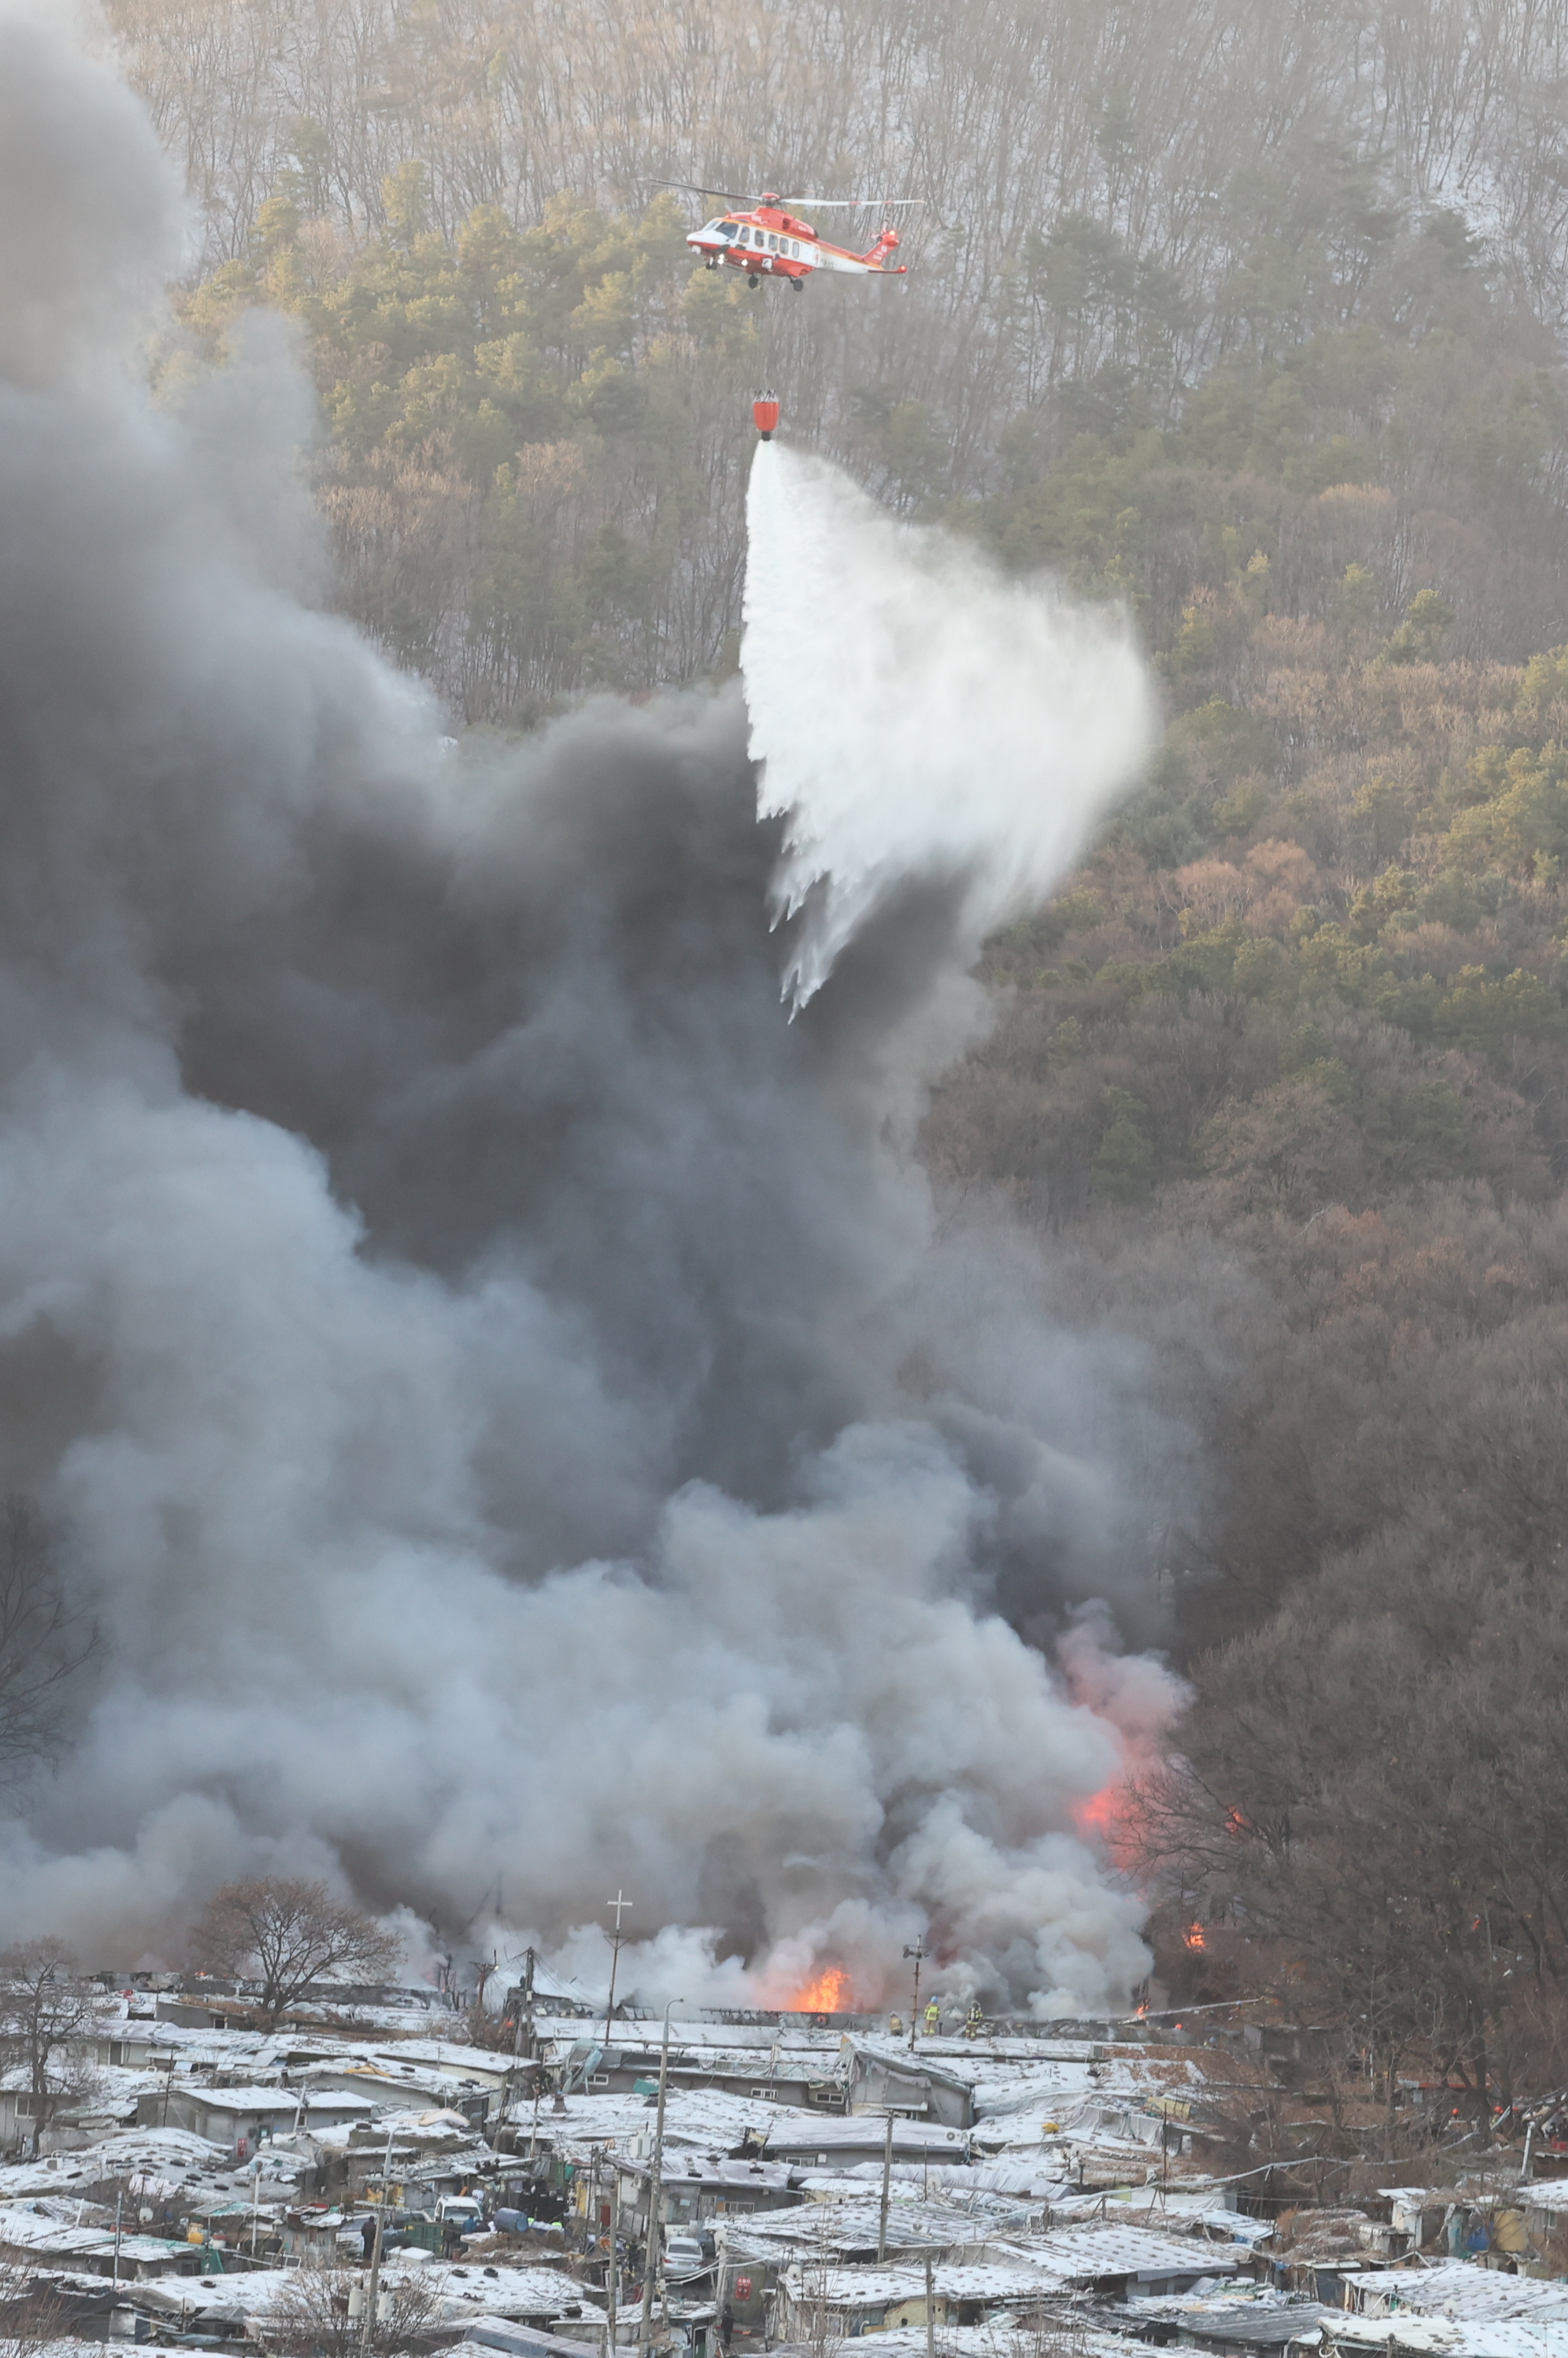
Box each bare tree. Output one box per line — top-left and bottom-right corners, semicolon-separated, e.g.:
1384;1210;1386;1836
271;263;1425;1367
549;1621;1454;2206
0;1497;96;1785
190;1877;398;2028
0;2257;67;2358
780;2221;849;2358
0;1941;107;2159
262;2261;444;2358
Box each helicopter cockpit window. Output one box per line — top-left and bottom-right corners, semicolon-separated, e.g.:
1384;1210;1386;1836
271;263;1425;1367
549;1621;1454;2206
704;219;737;241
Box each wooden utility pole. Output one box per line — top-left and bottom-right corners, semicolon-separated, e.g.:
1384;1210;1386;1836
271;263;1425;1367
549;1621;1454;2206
877;2113;893;2261
639;2008;674;2353
713;2231;729;2358
606;2169;620;2357
604;1895;633;2047
360;2123;395;2357
923;2251;935;2358
903;1939;927;2052
514;1947;537;2058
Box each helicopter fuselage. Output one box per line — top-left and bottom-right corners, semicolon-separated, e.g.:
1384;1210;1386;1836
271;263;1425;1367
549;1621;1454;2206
685;199;904;283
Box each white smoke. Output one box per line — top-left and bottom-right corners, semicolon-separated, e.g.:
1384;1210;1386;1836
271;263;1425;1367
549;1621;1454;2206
0;12;1189;2015
744;445;1157;1008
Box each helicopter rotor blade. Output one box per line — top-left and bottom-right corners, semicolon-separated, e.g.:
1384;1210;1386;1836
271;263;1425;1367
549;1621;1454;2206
781;195;925;209
648;178;753;204
647;180;927;216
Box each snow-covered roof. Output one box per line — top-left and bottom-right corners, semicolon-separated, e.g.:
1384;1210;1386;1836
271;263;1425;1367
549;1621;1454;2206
842;2160;1070;2202
461;2318;601;2358
375;2045;528;2086
187;2085;381;2117
438;2265;602;2322
781;2260;1066;2307
134;2268;309;2323
1339;2269;1568;2324
129;2257;578;2329
622;2154;798;2190
852;2328;1131;2358
719;2195;1003;2253
0;2211;193;2268
1330;2322;1568;2358
1008;2223;1244;2281
761;2115;968;2156
535;2085;811;2156
0;2126;243;2200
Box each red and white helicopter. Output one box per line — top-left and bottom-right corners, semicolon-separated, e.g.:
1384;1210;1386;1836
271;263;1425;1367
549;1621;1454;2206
659;184;921;289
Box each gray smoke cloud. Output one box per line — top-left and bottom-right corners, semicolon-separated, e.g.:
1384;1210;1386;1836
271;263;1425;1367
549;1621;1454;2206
0;10;1192;2011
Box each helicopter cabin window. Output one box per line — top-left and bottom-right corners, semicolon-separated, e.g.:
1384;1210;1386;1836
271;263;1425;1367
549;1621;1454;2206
767;232;779;250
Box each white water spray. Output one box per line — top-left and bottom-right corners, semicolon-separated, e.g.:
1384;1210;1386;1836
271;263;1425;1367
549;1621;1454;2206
744;444;1157;1007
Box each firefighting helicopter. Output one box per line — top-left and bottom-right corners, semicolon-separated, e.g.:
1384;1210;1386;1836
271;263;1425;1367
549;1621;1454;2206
655;182;922;289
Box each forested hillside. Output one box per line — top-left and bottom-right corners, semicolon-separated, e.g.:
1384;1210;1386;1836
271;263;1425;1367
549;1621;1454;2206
113;0;1568;2113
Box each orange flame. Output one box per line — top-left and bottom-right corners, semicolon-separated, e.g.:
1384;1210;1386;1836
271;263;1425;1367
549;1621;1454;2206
1073;1781;1141;1870
1075;1786;1121;1835
787;1965;850;2013
1184;1921;1206;1951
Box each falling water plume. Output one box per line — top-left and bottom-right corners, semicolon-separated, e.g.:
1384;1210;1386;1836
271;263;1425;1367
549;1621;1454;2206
744;443;1157;1008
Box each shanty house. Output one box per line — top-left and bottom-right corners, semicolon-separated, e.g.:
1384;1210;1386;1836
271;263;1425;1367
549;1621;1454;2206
771;2224;1242;2341
0;2209;204;2281
289;2061;498;2129
559;2043;838;2110
602;2154;805;2241
840;2041;975;2129
437;2263;606;2331
772;2261;1059;2339
136;2085;381;2150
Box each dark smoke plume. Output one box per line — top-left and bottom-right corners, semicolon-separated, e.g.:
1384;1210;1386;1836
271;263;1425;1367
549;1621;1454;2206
0;8;1186;2010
